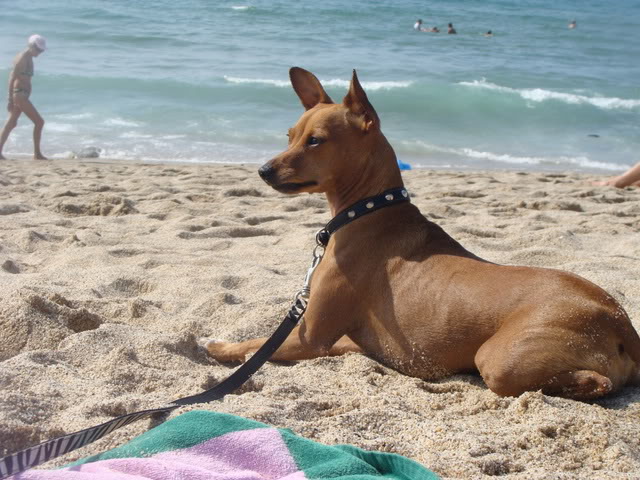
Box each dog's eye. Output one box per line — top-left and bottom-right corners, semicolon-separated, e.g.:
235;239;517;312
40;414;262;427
307;136;322;146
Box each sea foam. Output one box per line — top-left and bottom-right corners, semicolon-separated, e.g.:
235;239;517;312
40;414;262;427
103;118;143;127
459;79;640;110
46;123;78;133
224;76;412;91
401;141;629;171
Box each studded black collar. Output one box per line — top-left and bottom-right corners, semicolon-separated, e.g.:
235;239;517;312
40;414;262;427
316;187;410;247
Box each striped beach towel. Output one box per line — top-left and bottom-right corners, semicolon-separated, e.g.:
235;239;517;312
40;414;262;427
12;410;437;479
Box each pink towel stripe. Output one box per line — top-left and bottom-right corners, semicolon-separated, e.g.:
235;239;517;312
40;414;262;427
13;428;306;480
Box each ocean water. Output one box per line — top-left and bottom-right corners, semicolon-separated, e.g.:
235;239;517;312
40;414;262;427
1;0;639;173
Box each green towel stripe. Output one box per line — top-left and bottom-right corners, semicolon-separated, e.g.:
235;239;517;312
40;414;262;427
66;411;267;467
280;427;438;479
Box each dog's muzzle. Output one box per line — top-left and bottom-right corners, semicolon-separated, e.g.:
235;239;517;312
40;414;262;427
258;163;276;183
258;162;317;192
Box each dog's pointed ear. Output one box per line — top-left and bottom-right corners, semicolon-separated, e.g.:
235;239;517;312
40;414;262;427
343;69;379;133
289;67;334;111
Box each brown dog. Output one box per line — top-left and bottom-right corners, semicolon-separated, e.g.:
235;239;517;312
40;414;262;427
205;67;640;400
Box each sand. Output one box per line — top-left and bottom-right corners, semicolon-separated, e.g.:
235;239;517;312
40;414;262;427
0;158;639;479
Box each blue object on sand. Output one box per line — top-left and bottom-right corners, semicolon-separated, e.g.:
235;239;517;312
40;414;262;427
397;159;412;170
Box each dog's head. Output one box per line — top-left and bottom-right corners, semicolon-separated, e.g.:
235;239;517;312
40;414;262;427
258;67;383;194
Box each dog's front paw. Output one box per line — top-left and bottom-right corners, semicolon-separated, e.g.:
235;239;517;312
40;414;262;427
200;338;246;362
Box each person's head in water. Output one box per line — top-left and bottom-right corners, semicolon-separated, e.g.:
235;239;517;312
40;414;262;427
27;34;47;56
568;20;576;29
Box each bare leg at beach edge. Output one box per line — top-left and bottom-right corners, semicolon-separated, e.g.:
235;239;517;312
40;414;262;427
593;162;640;188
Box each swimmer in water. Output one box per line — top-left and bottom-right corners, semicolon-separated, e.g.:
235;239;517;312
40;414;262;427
0;35;48;160
447;23;457;34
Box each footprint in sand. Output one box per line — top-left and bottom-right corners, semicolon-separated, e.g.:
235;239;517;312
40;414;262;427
596;194;635;204
224;188;264;198
55;195;137;216
190;292;243;318
610;205;640;217
15;230;49;252
185;194;217;202
160;168;187;175
439;191;487;199
1;259;20;273
228;227;274;238
219;292;242;305
178;227;274;239
27;293;102;333
530;213;557;224
517;200;584;212
128;298;161;319
244;216;284;226
219;275;244;290
0;204;30;215
487;206;518;217
147;213;168;220
107;277;156;297
52;190;79;198
185;224;208;232
207;240;233;251
108;247;144;257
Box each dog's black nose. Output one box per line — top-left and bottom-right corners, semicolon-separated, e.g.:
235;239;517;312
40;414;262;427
258;164;275;181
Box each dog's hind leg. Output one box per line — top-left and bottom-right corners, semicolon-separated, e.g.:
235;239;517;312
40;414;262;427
538;370;612;399
474;317;615;400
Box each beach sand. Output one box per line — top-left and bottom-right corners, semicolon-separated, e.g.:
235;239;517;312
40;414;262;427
1;158;639;479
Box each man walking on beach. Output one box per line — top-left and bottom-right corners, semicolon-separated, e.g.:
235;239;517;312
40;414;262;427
0;35;48;160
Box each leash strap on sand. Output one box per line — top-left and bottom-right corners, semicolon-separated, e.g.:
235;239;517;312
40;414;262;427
0;299;307;479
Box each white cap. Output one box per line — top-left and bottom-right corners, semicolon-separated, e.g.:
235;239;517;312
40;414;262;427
28;34;47;51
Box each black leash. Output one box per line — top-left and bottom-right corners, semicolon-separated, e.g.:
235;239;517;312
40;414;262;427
0;299;307;479
0;186;409;479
